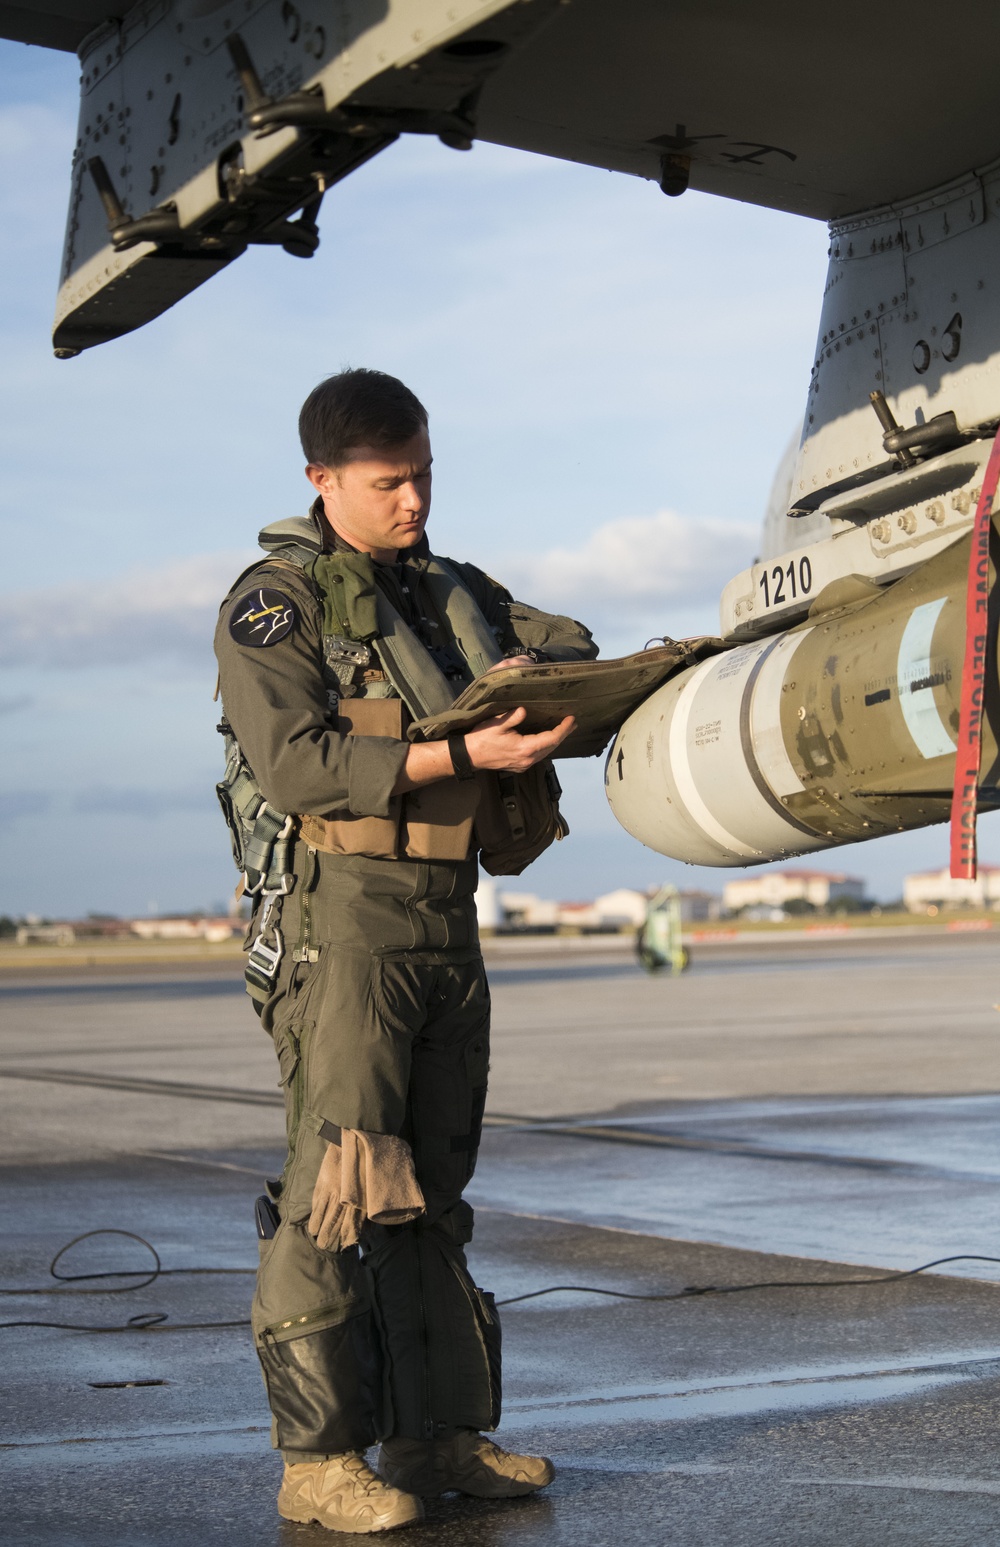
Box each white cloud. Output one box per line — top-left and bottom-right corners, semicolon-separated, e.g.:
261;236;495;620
0;506;756;671
493;508;757;637
0;551;255;669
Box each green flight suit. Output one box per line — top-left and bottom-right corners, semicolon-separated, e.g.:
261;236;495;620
214;509;596;1460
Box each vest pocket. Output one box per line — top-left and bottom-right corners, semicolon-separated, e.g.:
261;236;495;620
299;694;483;861
298;698;405;858
473;761;568;876
299;808;401;857
402;779;480;861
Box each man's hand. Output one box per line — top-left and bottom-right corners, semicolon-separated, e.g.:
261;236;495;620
465;707;575;771
486;654;537;672
393;706;576;791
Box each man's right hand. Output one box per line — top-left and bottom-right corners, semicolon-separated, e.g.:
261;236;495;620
394;707;576;791
465;706;575;772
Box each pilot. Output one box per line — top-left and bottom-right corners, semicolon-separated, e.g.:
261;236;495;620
214;368;598;1534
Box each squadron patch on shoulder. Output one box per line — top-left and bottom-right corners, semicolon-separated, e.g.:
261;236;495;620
229;587;296;647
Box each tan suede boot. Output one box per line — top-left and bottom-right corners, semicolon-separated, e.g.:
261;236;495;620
278;1453;424;1533
376;1431;555;1498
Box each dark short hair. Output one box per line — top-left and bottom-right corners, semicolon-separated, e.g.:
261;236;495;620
299;368;428;466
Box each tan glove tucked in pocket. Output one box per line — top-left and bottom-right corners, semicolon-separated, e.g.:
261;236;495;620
308;1129;426;1251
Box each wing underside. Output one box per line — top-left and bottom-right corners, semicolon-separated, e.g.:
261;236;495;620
9;0;1000;217
7;0;1000;353
0;3;113;52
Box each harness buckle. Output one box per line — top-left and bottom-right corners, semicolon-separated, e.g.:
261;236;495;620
243;868;294;898
246;877;293;983
247;927;284;981
242;815;295;897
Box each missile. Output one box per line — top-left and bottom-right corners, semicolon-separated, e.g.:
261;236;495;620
605;533;996;867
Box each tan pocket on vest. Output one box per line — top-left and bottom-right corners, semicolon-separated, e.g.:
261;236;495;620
402;778;480;861
298;699;406;858
299;809;401;857
337;699;407;738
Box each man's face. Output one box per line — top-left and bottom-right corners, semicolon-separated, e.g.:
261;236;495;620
306;427;432;561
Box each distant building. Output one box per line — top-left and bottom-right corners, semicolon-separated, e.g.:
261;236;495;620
130;917;240;943
723;868;867;913
902;865;1000;913
678;889;721;923
489;884;722;932
496;892;559;930
15;923;75;947
75;917;132;939
553;902;595;928
494;890;646;932
474;876;500;931
592;889;648;928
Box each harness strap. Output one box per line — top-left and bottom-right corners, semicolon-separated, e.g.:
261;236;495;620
371;557;503;718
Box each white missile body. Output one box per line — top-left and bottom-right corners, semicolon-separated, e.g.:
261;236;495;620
606;635;830;868
606;535;981;868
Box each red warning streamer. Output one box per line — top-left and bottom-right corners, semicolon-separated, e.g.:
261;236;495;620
950;427;1000;879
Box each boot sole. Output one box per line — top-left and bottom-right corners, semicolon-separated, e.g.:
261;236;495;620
448;1469;555;1498
277;1496;425;1532
379;1465;555;1499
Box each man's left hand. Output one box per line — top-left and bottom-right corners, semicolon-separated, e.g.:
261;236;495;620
464;706;575;771
486;654;536;672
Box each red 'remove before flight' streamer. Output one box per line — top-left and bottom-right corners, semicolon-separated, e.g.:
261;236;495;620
950;427;1000;879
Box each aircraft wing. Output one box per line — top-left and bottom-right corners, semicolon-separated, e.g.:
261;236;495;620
0;3;114;52
476;0;1000;221
7;0;1000;353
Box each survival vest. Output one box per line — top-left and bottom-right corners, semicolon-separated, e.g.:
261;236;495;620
217;514;567;999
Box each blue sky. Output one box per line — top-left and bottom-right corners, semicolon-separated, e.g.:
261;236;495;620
1;38;989;916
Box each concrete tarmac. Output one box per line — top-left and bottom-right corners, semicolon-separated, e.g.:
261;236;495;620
4;932;1000;1544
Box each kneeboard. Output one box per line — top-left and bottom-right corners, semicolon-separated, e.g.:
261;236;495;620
407;637;724;758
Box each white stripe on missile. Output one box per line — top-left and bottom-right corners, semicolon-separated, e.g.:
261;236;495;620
668;657;760;858
897;598;956;760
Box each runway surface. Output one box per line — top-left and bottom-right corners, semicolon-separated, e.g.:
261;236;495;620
4;930;1000;1544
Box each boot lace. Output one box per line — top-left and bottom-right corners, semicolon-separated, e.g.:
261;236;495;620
463;1434;515;1467
341;1453;389;1496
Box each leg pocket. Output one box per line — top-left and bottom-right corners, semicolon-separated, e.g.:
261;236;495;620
302;951;417;1136
258;1304;383;1455
254;1218;384;1454
372;956;427;1039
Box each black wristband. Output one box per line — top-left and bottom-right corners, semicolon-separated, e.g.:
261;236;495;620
503;646;546;663
448;732;476;782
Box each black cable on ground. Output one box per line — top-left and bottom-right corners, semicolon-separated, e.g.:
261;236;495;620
0;1229;254;1331
0;1230;255;1296
0;1315;252;1332
1;1232;999;1333
496;1256;1000;1306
